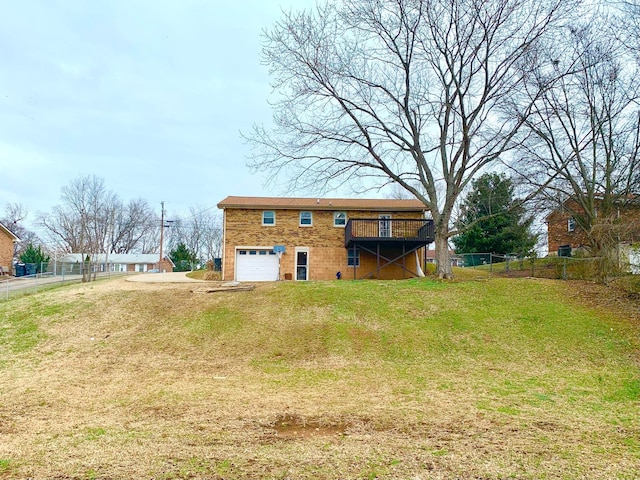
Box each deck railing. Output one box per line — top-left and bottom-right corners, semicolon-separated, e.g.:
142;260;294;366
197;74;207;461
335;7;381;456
345;218;434;246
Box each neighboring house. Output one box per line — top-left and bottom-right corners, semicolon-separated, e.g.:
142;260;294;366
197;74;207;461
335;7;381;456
57;253;174;274
217;196;434;281
546;199;640;256
0;222;20;275
425;248;462;267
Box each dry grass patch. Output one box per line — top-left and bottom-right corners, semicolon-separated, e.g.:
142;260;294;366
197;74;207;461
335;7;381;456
0;276;638;479
187;270;222;281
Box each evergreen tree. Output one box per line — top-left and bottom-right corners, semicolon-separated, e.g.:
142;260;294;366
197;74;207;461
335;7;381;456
453;173;537;258
170;243;197;272
19;244;51;273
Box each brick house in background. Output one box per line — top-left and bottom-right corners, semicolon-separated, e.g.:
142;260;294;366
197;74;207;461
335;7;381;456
217;196;434;281
546;199;640;256
0;222;20;275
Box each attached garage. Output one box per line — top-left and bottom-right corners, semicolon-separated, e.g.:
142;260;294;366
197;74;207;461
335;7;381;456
235;248;279;281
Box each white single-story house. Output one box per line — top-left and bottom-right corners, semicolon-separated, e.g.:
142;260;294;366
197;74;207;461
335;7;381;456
57;253;174;273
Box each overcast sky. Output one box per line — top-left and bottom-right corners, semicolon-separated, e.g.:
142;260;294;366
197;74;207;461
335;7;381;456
0;0;320;227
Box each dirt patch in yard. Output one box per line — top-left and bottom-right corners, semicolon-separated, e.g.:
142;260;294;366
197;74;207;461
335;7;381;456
269;414;351;440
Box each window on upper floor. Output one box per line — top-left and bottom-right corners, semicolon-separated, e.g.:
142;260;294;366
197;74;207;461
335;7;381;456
568;217;575;232
262;211;275;226
299;211;313;226
334;211;346;227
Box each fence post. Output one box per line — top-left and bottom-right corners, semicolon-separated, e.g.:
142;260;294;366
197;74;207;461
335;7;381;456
506;256;510;273
531;257;535;277
489;254;493;273
563;257;567;280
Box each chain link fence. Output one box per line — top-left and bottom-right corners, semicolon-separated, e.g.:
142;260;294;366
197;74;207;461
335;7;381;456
1;262;130;302
453;253;619;280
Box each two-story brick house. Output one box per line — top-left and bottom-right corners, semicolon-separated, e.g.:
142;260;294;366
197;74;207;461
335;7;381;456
0;222;20;275
547;198;640;255
217;196;434;281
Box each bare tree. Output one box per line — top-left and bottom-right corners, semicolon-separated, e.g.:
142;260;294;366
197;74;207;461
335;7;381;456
618;0;640;58
202;212;223;263
40;177;161;263
1;203;42;257
39;176;119;281
166;205;222;267
248;0;574;278
515;20;640;280
109;199;158;254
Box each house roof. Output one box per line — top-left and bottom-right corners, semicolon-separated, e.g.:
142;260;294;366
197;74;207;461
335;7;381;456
217;196;427;212
58;253;175;266
545;195;640;221
426;249;457;259
0;222;20;242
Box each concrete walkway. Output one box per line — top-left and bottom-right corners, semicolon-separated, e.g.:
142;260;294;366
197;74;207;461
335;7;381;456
125;272;207;283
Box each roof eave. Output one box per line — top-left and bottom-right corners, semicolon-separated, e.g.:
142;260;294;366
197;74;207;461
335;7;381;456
0;223;20;242
218;204;426;212
217;196;427;212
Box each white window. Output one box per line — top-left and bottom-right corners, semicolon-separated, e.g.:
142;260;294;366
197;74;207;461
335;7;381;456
568;217;576;232
334;211;346;227
262;211;275;226
299;211;313;226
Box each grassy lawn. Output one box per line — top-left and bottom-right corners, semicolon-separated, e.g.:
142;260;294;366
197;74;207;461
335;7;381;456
0;276;638;479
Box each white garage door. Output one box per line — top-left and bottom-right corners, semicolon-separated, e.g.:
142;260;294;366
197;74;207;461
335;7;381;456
236;249;279;281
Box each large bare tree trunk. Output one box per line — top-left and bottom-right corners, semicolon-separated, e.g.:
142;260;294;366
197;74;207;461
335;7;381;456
435;230;453;279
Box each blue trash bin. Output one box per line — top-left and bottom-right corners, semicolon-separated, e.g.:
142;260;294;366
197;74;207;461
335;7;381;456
14;264;26;277
25;264;37;276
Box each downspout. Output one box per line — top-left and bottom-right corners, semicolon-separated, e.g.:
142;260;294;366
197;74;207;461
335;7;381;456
415;250;425;277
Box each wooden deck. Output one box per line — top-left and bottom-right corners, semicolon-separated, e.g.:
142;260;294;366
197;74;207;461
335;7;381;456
345;218;435;248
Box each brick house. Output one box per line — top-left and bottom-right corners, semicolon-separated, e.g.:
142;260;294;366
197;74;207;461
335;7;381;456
0;222;20;275
547;199;640;255
217;196;434;281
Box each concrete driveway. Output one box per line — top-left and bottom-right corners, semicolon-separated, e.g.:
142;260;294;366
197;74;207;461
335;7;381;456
125;272;207;283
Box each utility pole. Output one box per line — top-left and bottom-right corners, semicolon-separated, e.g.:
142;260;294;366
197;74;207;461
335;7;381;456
159;201;165;271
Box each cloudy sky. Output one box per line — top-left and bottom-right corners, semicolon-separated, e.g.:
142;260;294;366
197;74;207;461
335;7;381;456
0;0;318;227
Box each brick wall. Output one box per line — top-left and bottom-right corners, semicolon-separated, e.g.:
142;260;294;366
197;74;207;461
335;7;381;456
546;210;589;254
547;203;640;254
124;262;174;273
222;208;425;280
159;259;174;273
0;231;15;274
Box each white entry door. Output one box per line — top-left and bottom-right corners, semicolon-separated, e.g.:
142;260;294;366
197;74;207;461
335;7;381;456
379;214;392;237
295;248;309;281
236;249;279;281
